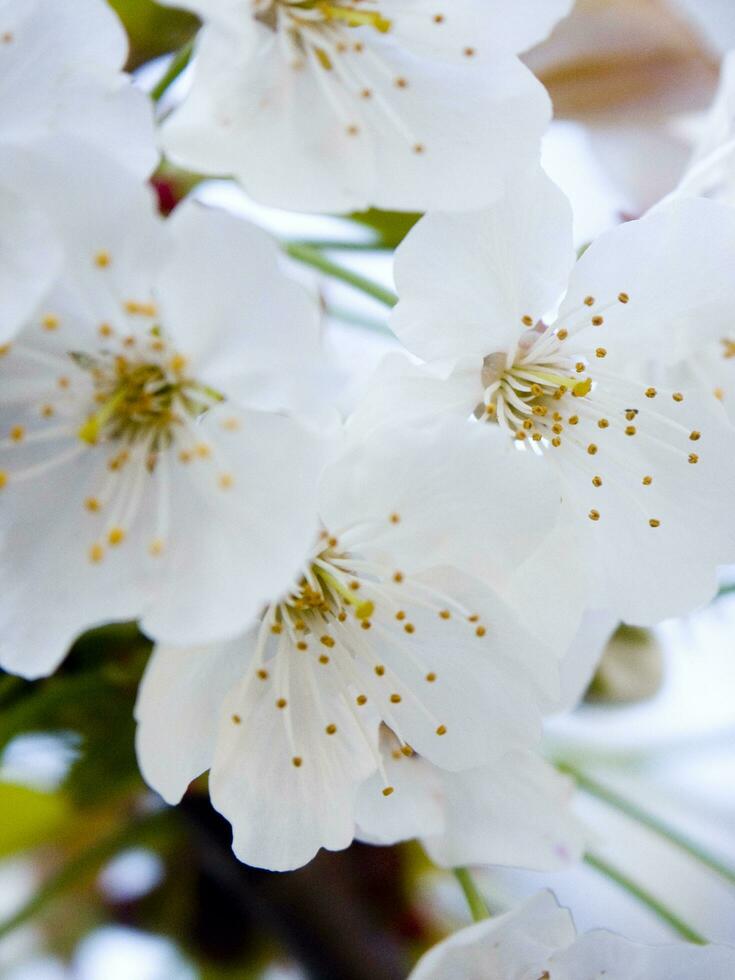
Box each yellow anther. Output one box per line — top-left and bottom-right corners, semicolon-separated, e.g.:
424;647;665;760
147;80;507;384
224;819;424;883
94;250;111;268
592;476;602;487
589;509;600;521
649;518;661;528
107;527;125;546
672;392;684;402
42;314;59;331
89;543;104;563
595;347;607;358
84;497;101;512
326;724;337;735
618;292;630;304
382;786;394;797
436;725;447;736
642;475;653;485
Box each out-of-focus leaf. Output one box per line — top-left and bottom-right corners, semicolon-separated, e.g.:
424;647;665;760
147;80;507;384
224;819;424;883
525;0;717;119
108;0;199;70
0;782;69;858
585;624;664;704
348;209;422;248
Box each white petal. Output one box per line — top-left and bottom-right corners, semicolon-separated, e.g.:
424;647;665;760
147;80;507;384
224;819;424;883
408;892;575;980
135;638;249;804
553;611;618;713
553;930;735;979
322;415;562;581
209;642;377;871
386;0;574;59
0;186;61;343
142;405;324;646
157;201;330;415
421;751;586;871
557;198;735;371
392;167;574;360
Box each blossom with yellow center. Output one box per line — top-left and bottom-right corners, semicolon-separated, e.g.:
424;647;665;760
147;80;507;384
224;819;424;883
0;167;330;678
355;167;735;627
156;0;572;212
135;418;564;871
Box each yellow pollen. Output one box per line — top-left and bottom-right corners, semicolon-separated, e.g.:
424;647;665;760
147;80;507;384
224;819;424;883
645;388;657;398
404;623;415;634
597;419;609;429
257;669;269;680
292;756;303;767
688;453;699;464
84;497;101;512
271;623;283;635
98;323;113;338
438;610;450;620
356;694;367;705
94;250;111;268
649;518;661;528
401;745;413;757
41;404;55;418
389;512;400;524
557;328;568;340
231;714;241;724
587;443;598;455
0;471;7;489
390;693;402;703
690;431;701;441
592;476;602;487
0;344;11;357
475;626;486;637
149;538;165;557
42;314;59;331
426;672;437;682
592;316;604;326
296;640;308;651
436;725;447;736
382;786;394;797
584;296;595;306
595;347;607;358
276;698;287;709
521;315;533;327
551;437;561;448
375;665;385;676
10;425;24;442
575;363;585;373
618;292;630;304
672;392;684;402
395;610;406;621
107;527;125;546
568;415;579;425
589;509;600;522
319;655;330;664
124;300;157;317
393;571;404;583
218;473;234;490
320;635;335;648
625;426;637;436
89;543;104;563
642;475;653;485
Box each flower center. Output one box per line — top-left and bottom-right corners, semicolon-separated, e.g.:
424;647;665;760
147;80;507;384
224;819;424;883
258;0;391;34
74;344;222;452
479;340;592;448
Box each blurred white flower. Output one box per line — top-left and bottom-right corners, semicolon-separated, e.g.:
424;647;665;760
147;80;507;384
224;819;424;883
0;0;157;341
135;418;568;871
355;728;586;871
409;890;735;979
157;0;572;212
355;166;735;625
0;164;330;677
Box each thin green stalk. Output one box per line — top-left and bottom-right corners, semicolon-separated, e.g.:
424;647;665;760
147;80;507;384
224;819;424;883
559;762;735;887
284;243;398;308
151;39;195;103
285;239;392;252
585;853;706;944
453;867;490;922
0;810;173;942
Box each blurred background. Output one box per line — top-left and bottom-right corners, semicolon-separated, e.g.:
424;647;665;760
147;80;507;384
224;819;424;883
3;0;735;976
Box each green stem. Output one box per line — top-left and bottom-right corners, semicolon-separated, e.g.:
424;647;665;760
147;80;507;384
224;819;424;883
585;853;706;944
0;810;173;942
284;243;398;309
286;239;392;252
559;762;735;887
453;867;490;922
151;39;195;103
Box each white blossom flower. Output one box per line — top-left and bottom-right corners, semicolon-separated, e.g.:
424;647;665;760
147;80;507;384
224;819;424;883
357;167;735;625
409;890;735;980
157;0;572;213
355;728;585;871
0;165;330;678
135;418;566;871
0;0;157;341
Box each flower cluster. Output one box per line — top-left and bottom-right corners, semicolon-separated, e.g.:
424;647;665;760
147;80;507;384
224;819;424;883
3;0;735;969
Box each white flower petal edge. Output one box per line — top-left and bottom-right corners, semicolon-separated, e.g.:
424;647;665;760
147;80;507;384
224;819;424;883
159;0;558;212
0;0;157;179
381;166;735;624
136;417;563;870
409;891;735;980
0;164;330;676
355;734;586;872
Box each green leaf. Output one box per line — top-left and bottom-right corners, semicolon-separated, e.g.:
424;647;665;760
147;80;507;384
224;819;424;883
0;782;69;858
348;209;422;248
108;0;199;69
